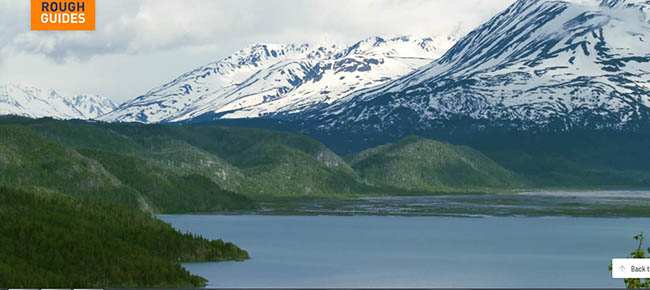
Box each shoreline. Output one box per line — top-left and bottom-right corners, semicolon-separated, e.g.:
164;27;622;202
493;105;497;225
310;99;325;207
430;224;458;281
158;189;650;218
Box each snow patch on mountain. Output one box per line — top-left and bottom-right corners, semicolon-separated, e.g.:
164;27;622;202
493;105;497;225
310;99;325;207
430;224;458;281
101;35;457;123
306;0;650;132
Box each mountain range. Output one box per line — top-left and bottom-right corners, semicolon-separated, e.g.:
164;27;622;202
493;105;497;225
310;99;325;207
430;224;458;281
0;83;117;120
99;35;456;123
297;0;650;134
2;0;650;151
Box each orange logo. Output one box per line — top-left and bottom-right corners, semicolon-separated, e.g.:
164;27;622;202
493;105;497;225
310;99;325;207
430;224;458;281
31;0;95;31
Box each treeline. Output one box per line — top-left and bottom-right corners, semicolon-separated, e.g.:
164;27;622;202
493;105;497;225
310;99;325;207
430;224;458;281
0;186;249;287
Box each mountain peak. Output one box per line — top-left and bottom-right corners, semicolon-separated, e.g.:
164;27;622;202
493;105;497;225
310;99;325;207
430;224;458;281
339;35;456;59
212;42;310;69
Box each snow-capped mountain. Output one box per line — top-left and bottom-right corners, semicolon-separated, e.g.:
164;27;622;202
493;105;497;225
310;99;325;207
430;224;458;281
0;83;117;120
65;94;119;119
302;0;650;132
101;35;457;123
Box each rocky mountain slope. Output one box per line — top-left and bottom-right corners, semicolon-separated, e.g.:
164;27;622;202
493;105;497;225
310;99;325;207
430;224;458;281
301;0;650;133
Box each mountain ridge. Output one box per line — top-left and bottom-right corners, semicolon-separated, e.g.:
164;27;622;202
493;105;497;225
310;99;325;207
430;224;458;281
0;83;117;120
5;0;650;153
100;35;457;123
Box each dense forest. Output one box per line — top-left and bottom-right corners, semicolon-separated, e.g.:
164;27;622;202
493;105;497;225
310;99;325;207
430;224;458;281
4;116;650;202
0;116;539;203
0;186;248;287
0;119;259;213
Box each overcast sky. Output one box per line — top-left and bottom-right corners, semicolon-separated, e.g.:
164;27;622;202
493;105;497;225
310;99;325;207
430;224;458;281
0;0;515;103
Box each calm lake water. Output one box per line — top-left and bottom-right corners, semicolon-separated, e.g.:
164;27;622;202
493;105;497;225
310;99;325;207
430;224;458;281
160;214;650;288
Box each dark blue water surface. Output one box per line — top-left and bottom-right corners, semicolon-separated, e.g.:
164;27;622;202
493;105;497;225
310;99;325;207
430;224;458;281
160;215;649;288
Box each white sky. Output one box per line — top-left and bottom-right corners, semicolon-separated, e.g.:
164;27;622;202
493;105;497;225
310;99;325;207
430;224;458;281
0;0;515;103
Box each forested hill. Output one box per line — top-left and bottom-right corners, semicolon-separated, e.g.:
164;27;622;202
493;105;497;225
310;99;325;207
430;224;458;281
0;186;249;287
3;116;649;204
0;116;535;202
0;118;258;213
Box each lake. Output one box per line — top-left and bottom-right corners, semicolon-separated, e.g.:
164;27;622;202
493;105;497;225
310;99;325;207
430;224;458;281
160;214;650;288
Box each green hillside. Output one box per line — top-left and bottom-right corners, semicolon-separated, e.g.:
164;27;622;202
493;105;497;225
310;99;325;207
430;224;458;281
0;186;248;288
80;149;255;213
0;117;533;199
0;125;141;207
347;136;526;193
134;137;249;192
107;123;371;197
0;117;375;198
24;118;144;154
9;118;253;194
0;122;256;213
